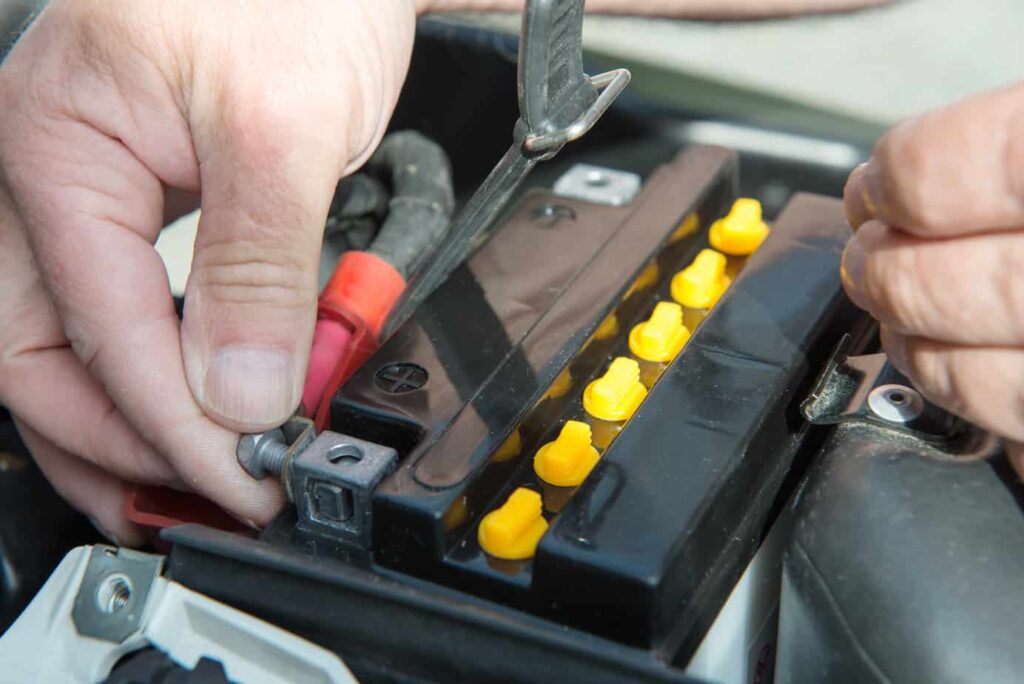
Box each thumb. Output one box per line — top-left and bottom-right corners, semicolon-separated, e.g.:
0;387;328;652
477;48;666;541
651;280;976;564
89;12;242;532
182;102;343;431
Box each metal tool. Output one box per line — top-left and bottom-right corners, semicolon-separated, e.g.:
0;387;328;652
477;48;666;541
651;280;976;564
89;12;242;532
382;0;630;336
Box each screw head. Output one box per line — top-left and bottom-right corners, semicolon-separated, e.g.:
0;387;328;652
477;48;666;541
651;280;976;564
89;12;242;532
236;428;286;478
374;362;429;394
530;203;576;228
867;384;924;424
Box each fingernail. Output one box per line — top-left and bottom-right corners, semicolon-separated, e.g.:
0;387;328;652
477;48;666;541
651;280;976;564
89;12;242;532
204;345;296;426
840;237;869;311
844;161;879;230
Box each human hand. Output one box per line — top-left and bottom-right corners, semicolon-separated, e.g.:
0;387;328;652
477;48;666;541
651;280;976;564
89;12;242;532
0;0;416;543
841;82;1024;478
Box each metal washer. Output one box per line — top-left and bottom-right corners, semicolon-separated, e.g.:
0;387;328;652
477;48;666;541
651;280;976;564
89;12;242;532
867;384;924;424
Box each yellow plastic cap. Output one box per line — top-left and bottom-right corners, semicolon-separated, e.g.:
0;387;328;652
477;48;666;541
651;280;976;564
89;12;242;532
534;421;601;487
583;357;648;422
629;302;690;363
544;368;573;400
669;211;700;243
624;262;659;299
593;313;620;341
670;249;731;309
709;198;769;256
491;429;522;463
478;488;548;560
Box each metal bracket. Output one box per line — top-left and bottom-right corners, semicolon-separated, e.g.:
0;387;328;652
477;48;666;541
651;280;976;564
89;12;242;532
280;415;318;500
2;545;356;683
802;335;1000;461
290;432;398;547
553;163;642;206
71;546;163;643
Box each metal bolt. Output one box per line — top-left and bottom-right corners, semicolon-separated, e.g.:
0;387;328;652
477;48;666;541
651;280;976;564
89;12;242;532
236;428;289;479
867;384;924;424
529;203;576;228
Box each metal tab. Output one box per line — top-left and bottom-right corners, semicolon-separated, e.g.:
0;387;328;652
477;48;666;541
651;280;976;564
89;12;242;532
71;546;163;643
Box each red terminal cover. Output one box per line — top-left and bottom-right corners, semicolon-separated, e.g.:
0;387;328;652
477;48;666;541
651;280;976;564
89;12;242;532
319;251;405;338
124;484;252;550
311;251;405;431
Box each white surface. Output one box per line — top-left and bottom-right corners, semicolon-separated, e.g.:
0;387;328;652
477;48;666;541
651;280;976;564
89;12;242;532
145;581;356;684
155;210;199;297
0;547;150;683
686;505;795;683
459;1;1024;125
0;545;356;684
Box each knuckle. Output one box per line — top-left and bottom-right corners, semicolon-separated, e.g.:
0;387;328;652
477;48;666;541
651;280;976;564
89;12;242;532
217;78;345;169
190;240;316;310
882;130;943;230
995;241;1024;334
874;114;951;231
903;339;960;413
865;241;934;332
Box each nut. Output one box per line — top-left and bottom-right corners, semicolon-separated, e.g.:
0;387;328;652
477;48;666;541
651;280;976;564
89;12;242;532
236;428;286;479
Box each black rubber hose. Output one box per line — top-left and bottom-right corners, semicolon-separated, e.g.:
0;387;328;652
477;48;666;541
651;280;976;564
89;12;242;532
364;131;455;279
324;173;390;252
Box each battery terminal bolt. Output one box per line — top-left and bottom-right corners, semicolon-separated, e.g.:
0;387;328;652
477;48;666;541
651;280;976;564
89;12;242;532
478;488;548;560
709;198;769;256
671;249;731;310
534;421;600;487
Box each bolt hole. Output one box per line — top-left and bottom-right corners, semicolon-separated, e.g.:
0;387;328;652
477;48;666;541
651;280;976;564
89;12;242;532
887;390;907;405
584;170;610;187
96;574;133;615
328;444;364;466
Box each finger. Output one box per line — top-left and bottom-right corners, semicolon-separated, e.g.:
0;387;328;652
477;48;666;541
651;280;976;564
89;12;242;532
5;108;285;525
841;220;1024;345
0;188;176;485
2;346;181;486
180;74;367;431
180;117;335;431
15;418;146;547
845;82;1024;235
1008;442;1024;482
881;327;1024;443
